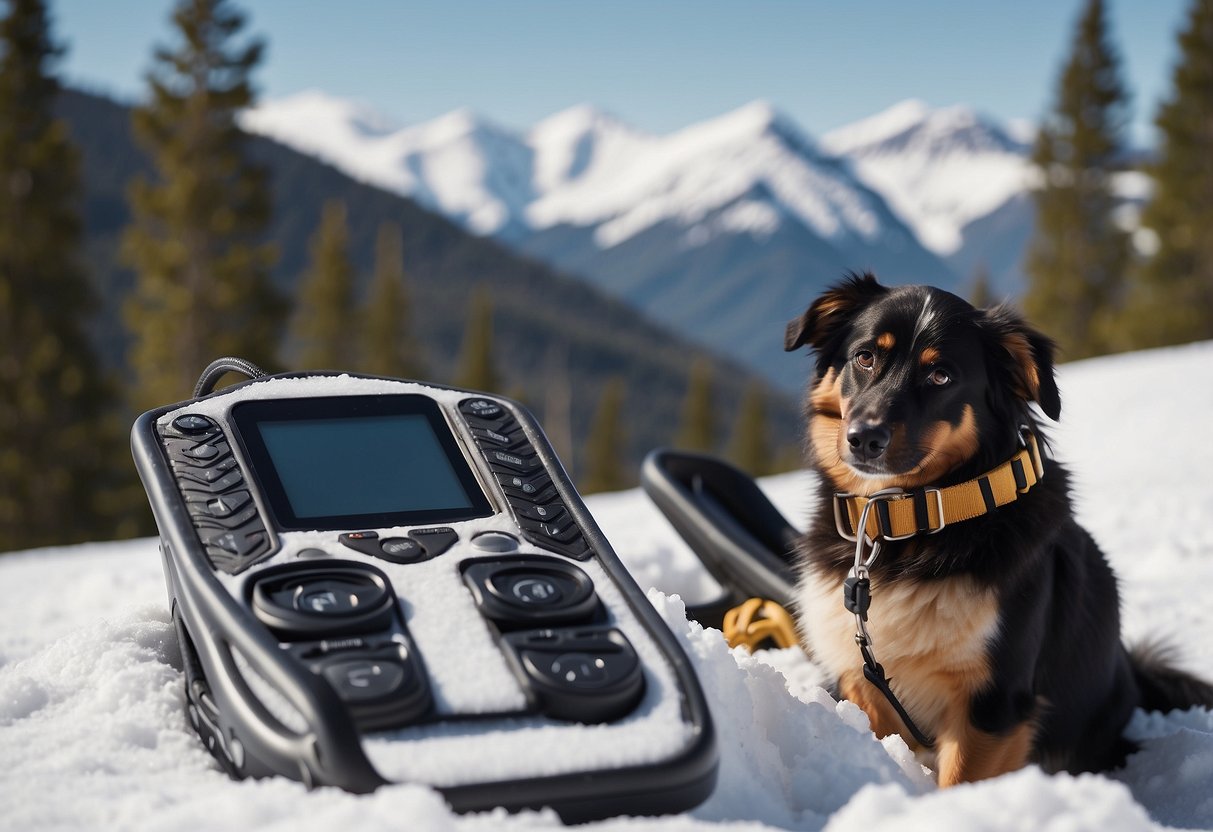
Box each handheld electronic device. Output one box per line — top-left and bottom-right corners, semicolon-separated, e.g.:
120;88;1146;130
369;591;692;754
132;363;717;822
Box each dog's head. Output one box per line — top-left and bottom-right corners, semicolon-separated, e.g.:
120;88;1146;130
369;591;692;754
785;272;1060;495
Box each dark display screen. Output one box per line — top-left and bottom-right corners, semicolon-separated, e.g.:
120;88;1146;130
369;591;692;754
232;395;493;530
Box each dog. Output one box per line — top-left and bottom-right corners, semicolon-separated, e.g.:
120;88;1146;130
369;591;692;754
784;271;1213;786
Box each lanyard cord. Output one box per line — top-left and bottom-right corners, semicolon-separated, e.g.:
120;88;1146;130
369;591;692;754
842;494;937;750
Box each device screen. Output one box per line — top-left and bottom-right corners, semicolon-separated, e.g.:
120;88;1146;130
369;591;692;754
232;396;493;530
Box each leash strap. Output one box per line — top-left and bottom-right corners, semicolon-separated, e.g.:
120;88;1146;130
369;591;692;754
836;432;1047;751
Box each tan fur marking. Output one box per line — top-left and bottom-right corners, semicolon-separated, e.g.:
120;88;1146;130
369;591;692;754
936;720;1036;787
1002;332;1041;401
877;332;896;350
920;346;940;365
809;368;842;417
905;404;980;485
798;567;1001;778
812;404;979;496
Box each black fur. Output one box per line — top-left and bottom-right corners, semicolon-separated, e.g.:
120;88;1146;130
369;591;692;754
787;272;1213;776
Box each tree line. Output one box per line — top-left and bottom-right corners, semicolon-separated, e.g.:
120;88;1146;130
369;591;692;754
7;0;1209;551
1023;0;1213;359
0;0;786;551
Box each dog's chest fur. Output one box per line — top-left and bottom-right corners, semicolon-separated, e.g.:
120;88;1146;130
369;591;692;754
797;562;1000;732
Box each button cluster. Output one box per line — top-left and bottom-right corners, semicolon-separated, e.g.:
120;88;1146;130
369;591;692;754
461;556;645;723
459;399;590;559
162;413;271;573
250;561;432;730
336;526;458;564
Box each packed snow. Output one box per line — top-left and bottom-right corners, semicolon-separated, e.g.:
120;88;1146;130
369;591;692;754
2;342;1212;831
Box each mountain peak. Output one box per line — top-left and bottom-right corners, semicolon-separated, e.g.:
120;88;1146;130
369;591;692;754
821;99;1023;158
704;99;796;137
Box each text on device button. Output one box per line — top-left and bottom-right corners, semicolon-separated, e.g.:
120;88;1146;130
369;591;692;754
460;398;505;421
378;537;426;563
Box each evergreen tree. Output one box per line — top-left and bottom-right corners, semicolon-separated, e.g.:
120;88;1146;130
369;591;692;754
361;220;427;379
726;382;772;476
675;358;715;452
0;0;128;549
123;0;282;409
292;200;356;369
1023;0;1131;359
582;378;629;494
454;286;500;392
1125;0;1213;346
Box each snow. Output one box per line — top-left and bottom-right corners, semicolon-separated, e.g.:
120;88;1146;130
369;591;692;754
820;101;1032;255
242;93;891;249
3;342;1213;830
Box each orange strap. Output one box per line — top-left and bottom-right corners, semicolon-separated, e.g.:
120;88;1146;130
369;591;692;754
837;433;1044;541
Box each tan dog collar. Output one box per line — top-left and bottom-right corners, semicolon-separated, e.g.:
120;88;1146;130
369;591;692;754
833;432;1045;542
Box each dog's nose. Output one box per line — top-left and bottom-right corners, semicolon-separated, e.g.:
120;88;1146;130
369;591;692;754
847;422;891;460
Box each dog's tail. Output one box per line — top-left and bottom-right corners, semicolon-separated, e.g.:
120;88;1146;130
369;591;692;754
1129;640;1213;713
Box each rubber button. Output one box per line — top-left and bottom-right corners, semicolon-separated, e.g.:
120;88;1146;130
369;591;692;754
172;414;216;434
379;537;426;564
471;532;520;553
460;398;505;421
322;657;407;703
408;527;459;558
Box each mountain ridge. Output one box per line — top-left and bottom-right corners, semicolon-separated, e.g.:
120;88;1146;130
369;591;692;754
56;88;800;483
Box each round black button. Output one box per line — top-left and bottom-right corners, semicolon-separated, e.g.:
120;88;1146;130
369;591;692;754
379;537;426;564
172;413;216;434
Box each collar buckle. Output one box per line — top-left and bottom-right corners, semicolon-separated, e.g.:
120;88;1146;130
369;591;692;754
833;487;946;542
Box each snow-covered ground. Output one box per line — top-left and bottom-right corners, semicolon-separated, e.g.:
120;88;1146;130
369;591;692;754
2;342;1212;831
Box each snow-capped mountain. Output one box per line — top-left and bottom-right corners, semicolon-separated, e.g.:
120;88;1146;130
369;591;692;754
244;92;960;391
820;99;1033;256
245;92;916;254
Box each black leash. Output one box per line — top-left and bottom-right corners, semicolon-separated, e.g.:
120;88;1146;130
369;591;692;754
842;491;937;750
844;569;936;748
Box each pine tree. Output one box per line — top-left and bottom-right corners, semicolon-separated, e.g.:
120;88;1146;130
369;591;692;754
0;0;129;550
675;358;715;452
1125;0;1213;346
582;378;629;494
726;382;772;476
292;200;356;369
454;286;500;392
361;220;427;379
1023;0;1131;359
123;0;282;409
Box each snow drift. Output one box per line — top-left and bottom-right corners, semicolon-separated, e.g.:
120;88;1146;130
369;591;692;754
2;342;1212;831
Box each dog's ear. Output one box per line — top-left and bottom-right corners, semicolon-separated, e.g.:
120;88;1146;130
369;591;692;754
980;305;1061;421
785;271;887;353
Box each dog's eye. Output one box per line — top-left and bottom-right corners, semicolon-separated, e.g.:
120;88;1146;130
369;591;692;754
926;367;951;386
854;350;875;370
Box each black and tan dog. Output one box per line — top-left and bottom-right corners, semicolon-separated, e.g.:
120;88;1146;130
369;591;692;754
785;271;1213;786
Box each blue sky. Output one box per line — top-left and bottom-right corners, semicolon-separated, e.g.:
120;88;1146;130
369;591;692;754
54;0;1190;146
